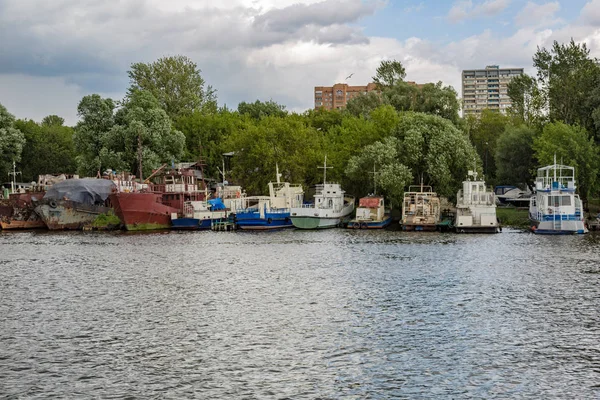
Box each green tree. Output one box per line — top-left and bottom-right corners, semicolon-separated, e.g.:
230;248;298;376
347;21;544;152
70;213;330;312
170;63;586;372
507;74;545;126
237;100;287;119
344;92;383;118
41;115;65;127
464;109;510;180
394;112;480;199
494;125;537;188
383;81;460;124
176;108;245;179
414;82;460;124
344;112;480;202
127;55;217;119
15;118;77;181
345;137;412;207
0;103;26;181
533;40;600;136
373;59;406;88
223;115;324;194
533;122;599;200
304;108;344;133
101;90;185;179
73;94;116;176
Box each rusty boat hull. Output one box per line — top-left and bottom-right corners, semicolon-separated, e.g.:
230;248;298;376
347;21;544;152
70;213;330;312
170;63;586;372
35;200;111;230
0;192;46;230
110;192;178;231
0;219;46;230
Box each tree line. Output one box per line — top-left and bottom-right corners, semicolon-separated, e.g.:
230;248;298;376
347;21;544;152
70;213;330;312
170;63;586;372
1;39;600;206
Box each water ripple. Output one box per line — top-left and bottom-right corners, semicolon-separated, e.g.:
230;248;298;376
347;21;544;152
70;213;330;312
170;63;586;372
1;229;599;398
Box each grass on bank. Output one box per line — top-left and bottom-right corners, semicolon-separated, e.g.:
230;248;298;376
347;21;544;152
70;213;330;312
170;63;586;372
496;207;530;229
92;212;121;229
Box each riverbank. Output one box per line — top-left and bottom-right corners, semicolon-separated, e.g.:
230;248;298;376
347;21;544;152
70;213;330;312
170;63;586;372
497;206;529;229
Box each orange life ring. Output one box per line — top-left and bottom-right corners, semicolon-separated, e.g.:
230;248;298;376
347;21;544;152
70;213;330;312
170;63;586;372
236;191;241;198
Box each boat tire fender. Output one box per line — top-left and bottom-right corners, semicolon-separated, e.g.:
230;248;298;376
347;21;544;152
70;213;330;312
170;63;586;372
361;222;368;229
49;200;57;209
353;222;360;229
267;218;272;224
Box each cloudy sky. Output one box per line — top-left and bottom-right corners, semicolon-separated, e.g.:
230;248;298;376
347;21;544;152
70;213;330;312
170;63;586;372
1;0;599;125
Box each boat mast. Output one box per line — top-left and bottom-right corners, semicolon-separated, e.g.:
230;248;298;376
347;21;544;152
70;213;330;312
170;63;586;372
553;153;557;184
318;155;332;185
276;163;281;184
8;160;21;194
137;130;143;183
368;164;378;195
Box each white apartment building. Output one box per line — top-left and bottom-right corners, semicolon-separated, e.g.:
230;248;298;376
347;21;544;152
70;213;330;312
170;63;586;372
462;65;524;115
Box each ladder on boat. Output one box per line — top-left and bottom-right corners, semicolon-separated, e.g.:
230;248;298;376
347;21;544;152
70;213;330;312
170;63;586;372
553;214;562;231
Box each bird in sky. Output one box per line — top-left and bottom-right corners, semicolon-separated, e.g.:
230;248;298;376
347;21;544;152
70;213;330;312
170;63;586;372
345;73;354;80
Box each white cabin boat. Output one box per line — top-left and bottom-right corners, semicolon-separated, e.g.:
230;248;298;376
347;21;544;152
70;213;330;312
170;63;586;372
529;160;587;234
290;157;354;229
401;184;440;231
455;171;500;233
348;196;392;229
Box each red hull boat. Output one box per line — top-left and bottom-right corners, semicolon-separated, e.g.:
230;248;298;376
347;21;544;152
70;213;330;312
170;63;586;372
110;192;178;231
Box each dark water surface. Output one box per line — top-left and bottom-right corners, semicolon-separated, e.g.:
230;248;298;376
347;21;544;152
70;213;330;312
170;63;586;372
1;228;599;399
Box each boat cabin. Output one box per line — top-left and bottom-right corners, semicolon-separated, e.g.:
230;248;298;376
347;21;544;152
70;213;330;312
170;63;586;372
355;197;385;222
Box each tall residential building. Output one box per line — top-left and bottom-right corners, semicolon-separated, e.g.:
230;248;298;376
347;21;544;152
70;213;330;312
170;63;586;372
462;65;524;116
314;83;378;110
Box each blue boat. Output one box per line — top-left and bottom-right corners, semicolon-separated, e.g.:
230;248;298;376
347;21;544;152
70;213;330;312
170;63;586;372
233;167;304;231
171;198;228;230
235;205;294;230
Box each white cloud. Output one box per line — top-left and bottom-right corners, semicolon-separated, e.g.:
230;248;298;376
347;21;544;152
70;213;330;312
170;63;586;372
581;0;600;26
515;2;561;28
448;0;510;23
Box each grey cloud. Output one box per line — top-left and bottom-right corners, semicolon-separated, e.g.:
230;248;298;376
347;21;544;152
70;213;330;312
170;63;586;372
0;0;371;82
253;0;381;33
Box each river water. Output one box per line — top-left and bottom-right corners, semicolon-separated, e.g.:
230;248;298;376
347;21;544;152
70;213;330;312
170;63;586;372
1;228;599;399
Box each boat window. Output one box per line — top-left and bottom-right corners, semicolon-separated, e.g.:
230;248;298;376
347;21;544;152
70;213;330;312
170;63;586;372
549;196;571;207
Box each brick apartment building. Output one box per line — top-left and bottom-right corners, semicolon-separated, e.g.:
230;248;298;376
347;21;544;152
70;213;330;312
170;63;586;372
314;81;424;110
314;83;379;110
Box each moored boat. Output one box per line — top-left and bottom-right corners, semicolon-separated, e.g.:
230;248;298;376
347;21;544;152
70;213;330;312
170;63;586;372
529;159;587;234
348;196;392;229
454;171;500;233
234;167;304;230
34;178;116;230
401;184;440;231
290;157;354;229
110;165;206;231
0;192;46;230
171;198;228;230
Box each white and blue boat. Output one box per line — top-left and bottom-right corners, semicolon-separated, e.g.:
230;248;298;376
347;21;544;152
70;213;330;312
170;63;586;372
171;198;228;230
529;158;587;235
234;167;304;230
